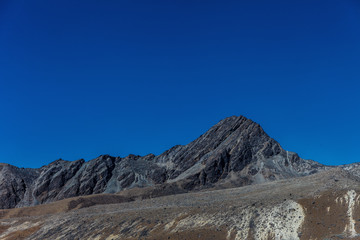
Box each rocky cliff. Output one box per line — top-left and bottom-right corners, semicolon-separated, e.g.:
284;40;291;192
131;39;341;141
0;116;326;209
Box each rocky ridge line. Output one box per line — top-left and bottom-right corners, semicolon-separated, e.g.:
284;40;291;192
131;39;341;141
0;115;328;209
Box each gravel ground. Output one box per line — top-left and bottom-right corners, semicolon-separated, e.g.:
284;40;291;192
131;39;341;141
1;168;360;240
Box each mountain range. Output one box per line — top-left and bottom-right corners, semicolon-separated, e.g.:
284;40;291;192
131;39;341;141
1;115;360;239
0;115;327;209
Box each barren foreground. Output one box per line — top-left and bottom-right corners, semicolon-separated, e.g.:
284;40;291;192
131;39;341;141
1;168;360;240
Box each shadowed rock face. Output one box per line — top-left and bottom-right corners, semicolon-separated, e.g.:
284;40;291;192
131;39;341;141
154;116;325;189
0;115;328;209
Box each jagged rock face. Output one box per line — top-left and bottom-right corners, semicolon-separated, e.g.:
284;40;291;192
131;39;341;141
33;159;85;204
0;116;327;209
156;116;324;189
0;164;39;209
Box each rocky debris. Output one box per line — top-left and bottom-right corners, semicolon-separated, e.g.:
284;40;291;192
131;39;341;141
1;168;360;239
0;115;355;209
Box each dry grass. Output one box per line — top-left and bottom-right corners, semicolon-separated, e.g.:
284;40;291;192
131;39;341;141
0;194;132;220
2;224;42;240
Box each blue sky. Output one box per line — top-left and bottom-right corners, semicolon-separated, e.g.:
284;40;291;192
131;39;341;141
0;0;359;168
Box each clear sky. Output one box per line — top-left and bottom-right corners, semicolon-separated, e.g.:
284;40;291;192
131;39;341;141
0;0;359;168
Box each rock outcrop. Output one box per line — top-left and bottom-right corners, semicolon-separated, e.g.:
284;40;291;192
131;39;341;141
0;115;328;209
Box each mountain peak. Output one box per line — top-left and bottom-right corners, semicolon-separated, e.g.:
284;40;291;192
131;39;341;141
0;116;325;209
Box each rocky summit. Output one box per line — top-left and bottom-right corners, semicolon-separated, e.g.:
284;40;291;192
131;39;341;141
1;116;360;240
0;116;324;209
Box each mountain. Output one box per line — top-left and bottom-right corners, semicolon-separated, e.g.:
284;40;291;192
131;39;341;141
0;115;326;209
2;115;360;239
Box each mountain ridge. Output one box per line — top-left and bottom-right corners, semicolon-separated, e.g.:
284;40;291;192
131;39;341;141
0;115;339;209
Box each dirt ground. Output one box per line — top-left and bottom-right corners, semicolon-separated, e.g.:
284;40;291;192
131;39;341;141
1;168;360;240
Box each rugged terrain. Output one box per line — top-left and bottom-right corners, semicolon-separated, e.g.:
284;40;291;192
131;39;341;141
0;116;325;209
1;168;360;239
1;115;360;239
